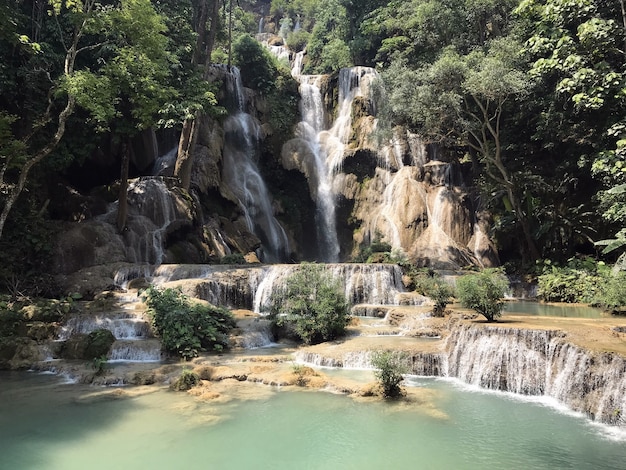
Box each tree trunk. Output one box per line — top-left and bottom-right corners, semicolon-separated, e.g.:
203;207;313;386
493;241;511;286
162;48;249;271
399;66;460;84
227;0;233;67
116;139;130;233
173;0;220;190
173;114;200;190
204;0;220;73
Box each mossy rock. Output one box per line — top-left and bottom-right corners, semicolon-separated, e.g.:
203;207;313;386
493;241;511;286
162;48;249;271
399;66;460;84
171;370;200;391
62;329;116;360
84;329;116;360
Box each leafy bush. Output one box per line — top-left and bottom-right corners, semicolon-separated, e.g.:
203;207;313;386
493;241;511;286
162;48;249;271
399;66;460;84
352;238;393;263
423;278;455;317
594;272;626;313
456;269;509;322
84;329;116;360
233;35;278;94
268;263;349;344
286;30;310;52
143;286;236;359
220;253;246;265
0;305;23;337
371;350;409;398
537;259;604;303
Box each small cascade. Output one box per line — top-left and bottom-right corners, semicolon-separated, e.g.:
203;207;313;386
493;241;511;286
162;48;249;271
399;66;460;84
108;339;162;363
231;318;275;349
151;147;177;176
251;264;407;313
58;292;162;363
446;323;626;426
103;177;185;265
58;312;152;341
140;263;408;313
220;67;290;262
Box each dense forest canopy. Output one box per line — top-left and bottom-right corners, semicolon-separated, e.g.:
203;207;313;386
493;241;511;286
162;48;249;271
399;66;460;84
1;0;625;292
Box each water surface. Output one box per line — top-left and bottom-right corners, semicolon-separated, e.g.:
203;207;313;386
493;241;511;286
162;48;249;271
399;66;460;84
1;371;624;469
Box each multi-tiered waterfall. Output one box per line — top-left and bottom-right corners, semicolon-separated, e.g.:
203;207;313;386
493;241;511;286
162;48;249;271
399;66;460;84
279;46;498;266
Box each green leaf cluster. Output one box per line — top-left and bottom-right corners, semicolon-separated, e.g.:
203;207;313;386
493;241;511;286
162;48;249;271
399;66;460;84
143;286;236;359
268;263;350;344
371;350;409;398
456;269;509;321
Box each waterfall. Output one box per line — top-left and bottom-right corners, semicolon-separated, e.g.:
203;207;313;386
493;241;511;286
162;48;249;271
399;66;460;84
296;76;340;261
58;292;162;363
292;67;379;261
144;263;408;312
221;67;290;262
446;324;626;426
107;178;181;265
151;147;177;176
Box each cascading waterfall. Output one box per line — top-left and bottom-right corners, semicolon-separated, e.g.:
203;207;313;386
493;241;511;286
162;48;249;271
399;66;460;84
293;67;379;261
114;178;180;265
132;263;410;312
296;75;340;261
58;292;162;363
446;324;626;426
221;67;290;262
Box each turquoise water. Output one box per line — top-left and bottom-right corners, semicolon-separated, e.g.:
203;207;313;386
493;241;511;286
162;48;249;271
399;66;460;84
503;301;605;318
1;371;625;469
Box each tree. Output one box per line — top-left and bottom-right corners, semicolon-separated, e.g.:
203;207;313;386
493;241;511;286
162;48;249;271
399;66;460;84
371;350;408;398
173;0;222;191
143;286;236;359
381;38;540;261
268;263;350;344
516;0;626;260
0;0;100;240
456;268;509;321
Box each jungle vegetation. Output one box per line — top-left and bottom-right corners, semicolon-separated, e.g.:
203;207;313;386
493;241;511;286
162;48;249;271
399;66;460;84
1;0;625;298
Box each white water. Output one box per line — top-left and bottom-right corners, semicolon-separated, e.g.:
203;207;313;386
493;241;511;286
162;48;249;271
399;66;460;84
292;67;379;261
296;75;340;261
58;292;160;363
113;178;180;265
220;67;290;262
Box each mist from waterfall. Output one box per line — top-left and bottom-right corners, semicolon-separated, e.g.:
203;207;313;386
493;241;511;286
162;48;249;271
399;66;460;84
221;67;290;263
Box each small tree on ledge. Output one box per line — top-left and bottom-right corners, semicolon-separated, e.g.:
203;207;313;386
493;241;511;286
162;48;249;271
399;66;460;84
456;269;509;322
268;263;350;344
371;350;409;398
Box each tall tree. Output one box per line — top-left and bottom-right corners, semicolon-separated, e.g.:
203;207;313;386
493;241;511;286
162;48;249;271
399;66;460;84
0;0;101;240
516;0;626;257
381;38;540;260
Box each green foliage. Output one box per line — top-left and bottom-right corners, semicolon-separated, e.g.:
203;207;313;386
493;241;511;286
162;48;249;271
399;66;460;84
84;329;116;360
0;305;23;338
595;272;626;314
268;263;350;344
233;35;279;95
220;253;246;265
371;350;409;398
536;258;606;303
143;286;236;359
92;355;108;375
456;269;509;321
352;238;392;263
286;30;311;52
171;368;201;391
